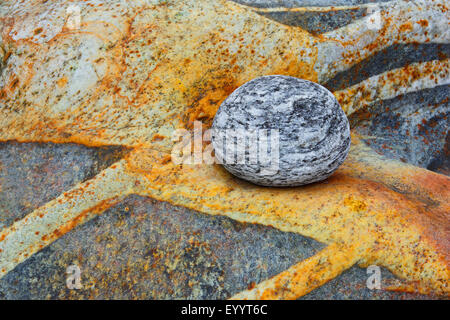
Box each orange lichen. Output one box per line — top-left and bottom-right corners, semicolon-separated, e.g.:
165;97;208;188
399;22;413;33
51;198;119;240
56;76;68;88
417;19;429;27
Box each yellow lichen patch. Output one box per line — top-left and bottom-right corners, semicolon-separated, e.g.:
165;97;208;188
344;196;368;212
56;76;68;88
232;243;361;300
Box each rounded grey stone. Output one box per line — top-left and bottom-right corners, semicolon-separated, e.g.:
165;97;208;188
211;75;351;187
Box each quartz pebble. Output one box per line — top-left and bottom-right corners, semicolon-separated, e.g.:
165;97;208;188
212;75;350;186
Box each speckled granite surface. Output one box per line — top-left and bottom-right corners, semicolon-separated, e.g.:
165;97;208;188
0;142;441;299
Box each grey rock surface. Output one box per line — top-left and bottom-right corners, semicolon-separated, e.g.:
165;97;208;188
0;142;438;299
212;75;351;186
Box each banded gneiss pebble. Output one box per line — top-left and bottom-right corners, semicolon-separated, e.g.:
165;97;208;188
212;75;351;187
